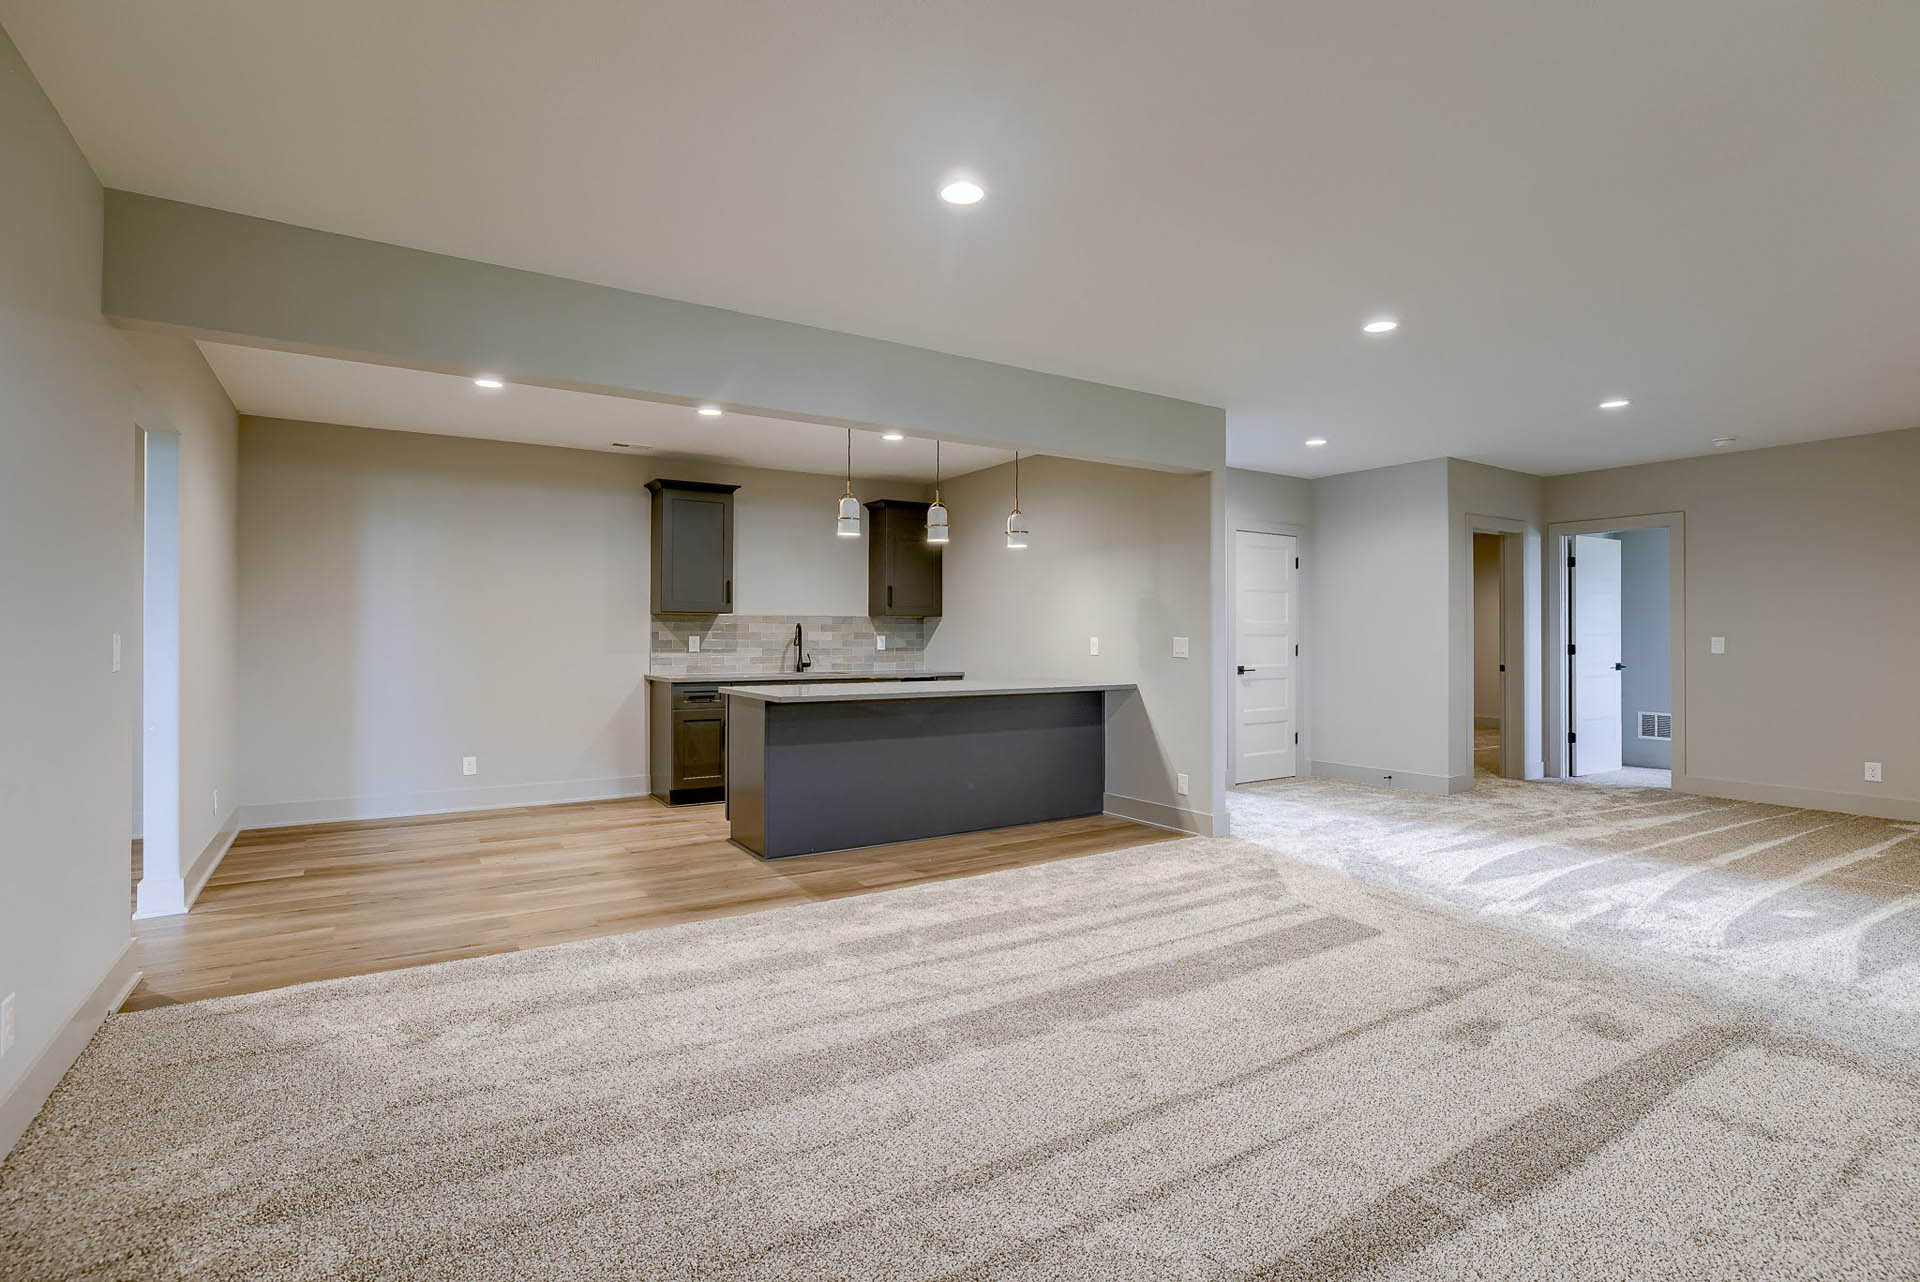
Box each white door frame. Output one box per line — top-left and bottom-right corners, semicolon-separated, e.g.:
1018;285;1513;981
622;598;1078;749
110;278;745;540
1226;520;1307;787
1458;514;1533;782
1545;512;1686;781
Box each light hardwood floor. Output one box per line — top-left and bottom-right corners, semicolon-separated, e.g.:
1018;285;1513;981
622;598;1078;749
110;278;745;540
124;799;1169;1011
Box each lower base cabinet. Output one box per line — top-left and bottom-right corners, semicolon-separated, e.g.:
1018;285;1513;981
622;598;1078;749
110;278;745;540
648;674;963;806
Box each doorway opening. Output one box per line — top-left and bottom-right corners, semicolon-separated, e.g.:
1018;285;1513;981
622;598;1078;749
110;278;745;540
1565;527;1672;788
1231;529;1298;784
1470;532;1505;778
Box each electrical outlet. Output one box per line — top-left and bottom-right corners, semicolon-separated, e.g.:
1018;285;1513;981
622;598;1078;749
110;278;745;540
1865;762;1883;783
1171;636;1190;659
875;635;887;651
1;992;15;1057
212;788;220;817
462;756;478;776
688;635;700;653
1089;636;1100;656
112;633;122;673
1710;636;1726;655
1176;772;1190;796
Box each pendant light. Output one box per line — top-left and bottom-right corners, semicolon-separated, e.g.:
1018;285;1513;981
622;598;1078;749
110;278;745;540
926;440;950;544
1005;452;1029;548
835;429;861;537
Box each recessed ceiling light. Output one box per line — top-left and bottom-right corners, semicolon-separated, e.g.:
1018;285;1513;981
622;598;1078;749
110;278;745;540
882;432;905;442
940;178;985;206
1305;438;1328;447
1712;436;1739;448
1599;398;1631;410
696;404;723;417
1362;318;1398;335
473;376;505;389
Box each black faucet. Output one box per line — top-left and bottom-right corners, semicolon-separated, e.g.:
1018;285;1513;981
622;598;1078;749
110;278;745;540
794;623;812;673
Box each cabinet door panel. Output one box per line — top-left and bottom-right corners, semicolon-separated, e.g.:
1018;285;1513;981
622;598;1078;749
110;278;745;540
673;709;726;788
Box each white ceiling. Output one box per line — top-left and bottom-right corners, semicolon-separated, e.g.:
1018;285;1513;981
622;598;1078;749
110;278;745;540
9;1;1920;477
198;343;1011;482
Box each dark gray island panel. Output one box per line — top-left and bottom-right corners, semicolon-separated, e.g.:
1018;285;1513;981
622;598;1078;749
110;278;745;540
726;685;1121;859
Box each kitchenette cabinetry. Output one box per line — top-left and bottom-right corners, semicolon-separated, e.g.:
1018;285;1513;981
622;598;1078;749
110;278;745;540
646;479;738;615
865;500;941;618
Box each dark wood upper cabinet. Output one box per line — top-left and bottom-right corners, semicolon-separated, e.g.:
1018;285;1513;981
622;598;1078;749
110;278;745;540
646;479;738;615
866;499;942;618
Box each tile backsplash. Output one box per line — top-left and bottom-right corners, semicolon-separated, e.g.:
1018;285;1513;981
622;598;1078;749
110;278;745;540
650;614;931;676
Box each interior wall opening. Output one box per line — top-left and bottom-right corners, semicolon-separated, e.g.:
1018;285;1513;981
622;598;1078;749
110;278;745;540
1566;527;1672;789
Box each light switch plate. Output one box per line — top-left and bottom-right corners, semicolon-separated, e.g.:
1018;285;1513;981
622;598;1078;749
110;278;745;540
112;633;122;673
1;992;15;1057
1710;636;1726;654
875;635;887;651
1172;636;1190;659
688;635;700;652
462;756;478;776
1866;762;1883;783
1176;772;1190;796
1089;636;1100;656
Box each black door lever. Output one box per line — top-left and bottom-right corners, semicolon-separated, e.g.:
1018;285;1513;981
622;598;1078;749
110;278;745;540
1237;665;1256;674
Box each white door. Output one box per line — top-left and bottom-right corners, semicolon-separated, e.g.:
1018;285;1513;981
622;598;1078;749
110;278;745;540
1234;531;1297;783
1570;534;1624;775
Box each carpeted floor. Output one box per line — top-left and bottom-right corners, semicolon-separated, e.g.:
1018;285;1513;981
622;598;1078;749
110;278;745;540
5;832;1919;1279
1230;775;1920;1059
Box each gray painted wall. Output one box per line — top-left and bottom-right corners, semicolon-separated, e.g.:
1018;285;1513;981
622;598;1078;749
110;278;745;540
1306;460;1452;788
236;418;653;825
122;331;241;890
0;25;138;1141
923;456;1216;832
1546;427;1920;816
1619;527;1672;769
101;192;1226;473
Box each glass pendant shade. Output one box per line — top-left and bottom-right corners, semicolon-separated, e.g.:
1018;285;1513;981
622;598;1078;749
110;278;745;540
925;438;949;543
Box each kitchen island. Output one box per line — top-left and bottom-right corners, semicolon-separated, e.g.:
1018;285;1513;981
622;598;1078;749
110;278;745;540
723;680;1136;859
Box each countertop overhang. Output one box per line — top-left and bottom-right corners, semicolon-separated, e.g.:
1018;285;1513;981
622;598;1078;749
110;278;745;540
719;679;1137;704
646;670;965;685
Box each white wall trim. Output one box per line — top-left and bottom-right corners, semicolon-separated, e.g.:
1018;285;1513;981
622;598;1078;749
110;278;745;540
238;774;653;830
0;941;140;1160
132;808;240;920
1310;760;1457;795
1675;773;1920;823
1104;792;1215;837
1545;512;1686;781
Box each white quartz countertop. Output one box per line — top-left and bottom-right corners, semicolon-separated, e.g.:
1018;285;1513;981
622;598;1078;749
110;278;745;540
719;679;1137;704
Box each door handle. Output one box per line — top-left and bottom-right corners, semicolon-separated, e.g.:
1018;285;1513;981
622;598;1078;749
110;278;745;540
1613;662;1626;671
1237;665;1256;674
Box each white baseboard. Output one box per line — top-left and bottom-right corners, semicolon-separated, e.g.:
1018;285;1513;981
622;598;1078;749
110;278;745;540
1675;773;1920;822
1104;792;1214;837
237;774;653;830
132;807;241;920
0;940;140;1160
1310;760;1456;795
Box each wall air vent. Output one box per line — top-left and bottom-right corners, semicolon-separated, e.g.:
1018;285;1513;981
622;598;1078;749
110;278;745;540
1638;711;1673;741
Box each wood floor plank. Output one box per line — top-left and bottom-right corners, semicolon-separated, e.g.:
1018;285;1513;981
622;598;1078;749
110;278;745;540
123;798;1169;1011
